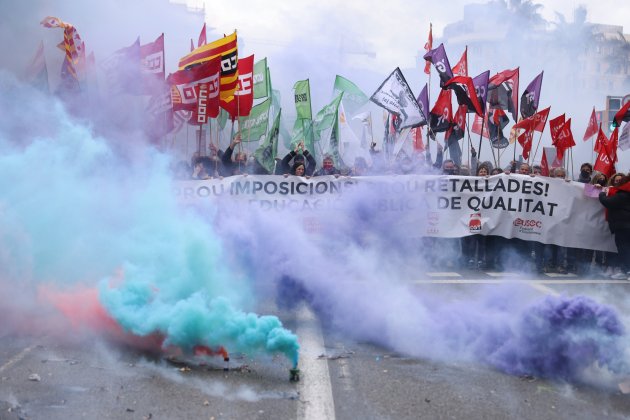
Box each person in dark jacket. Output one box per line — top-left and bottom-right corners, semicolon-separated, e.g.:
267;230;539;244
577;162;593;183
279;141;316;176
598;175;630;280
221;133;268;175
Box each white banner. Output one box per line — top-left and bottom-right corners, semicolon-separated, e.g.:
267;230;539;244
175;174;616;252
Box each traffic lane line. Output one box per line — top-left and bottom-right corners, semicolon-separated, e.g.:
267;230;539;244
0;344;37;374
296;304;336;420
413;279;630;284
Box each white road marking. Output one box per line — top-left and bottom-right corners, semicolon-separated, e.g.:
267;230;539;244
544;273;578;278
426;272;462;277
413;278;630;285
529;283;561;296
485;272;520;277
296;304;335;420
337;357;353;392
0;344;37;373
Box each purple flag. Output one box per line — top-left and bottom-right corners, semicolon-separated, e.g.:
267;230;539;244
471;70;490;115
520;71;544;118
416;83;429;126
422;43;453;87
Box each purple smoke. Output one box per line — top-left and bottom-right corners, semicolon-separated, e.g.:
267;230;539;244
484;295;627;380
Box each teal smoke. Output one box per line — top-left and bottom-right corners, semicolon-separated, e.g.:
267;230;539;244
0;74;299;366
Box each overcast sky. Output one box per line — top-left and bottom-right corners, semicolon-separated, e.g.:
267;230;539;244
187;0;630;169
2;0;629;169
192;0;630;71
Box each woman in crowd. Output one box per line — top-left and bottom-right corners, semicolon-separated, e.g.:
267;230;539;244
280;140;317;176
588;171;611;273
598;175;630;281
603;173;627;278
463;164;491;269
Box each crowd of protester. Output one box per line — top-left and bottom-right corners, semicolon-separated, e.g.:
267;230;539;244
171;134;630;280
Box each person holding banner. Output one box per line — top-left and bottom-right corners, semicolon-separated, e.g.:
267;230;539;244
598;176;630;280
313;155;341;177
602;173;628;279
222;133;269;176
462;164;491;269
280;141;316;176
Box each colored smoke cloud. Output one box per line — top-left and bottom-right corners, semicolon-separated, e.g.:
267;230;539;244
0;73;298;366
213;182;630;385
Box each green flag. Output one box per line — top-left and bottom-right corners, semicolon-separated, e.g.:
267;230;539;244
333;75;368;116
254;109;281;173
272;88;292;149
239;98;271;142
328;119;341;165
313;92;343;142
290;118;314;156
253;58;269;99
293;79;312;120
312;93;343;162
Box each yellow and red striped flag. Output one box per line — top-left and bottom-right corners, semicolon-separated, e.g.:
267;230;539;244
178;31;238;106
40;16;84;86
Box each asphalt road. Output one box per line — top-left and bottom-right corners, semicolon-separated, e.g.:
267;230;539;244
2;271;630;420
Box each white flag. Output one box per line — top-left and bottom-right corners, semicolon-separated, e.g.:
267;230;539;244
619;123;630;151
370;67;427;130
338;103;372;166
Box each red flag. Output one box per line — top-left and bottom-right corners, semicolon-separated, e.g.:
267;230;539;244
518;128;534;159
471;112;490;139
583;107;598;141
443;75;483;116
555;118;575;160
614;101;630;127
140;34;165;91
145;83;175;144
429;89;453;132
198;23;207;47
593;127;615;176
532;106;550;132
451;47;468;77
514;115;536;131
540;148;549;176
488;68;519;122
423;23;433;75
221;54;255;118
454;104;467;131
549;114;566;145
411;127;424;152
594;126;607;154
167;57;221;113
446;104;467;142
607;127;619;163
594;150;615;178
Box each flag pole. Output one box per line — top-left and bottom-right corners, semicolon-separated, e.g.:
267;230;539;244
530;130;544;166
465;114;474;151
512;125;518;169
186;118;190;161
465;114;477;170
477;114;485;166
